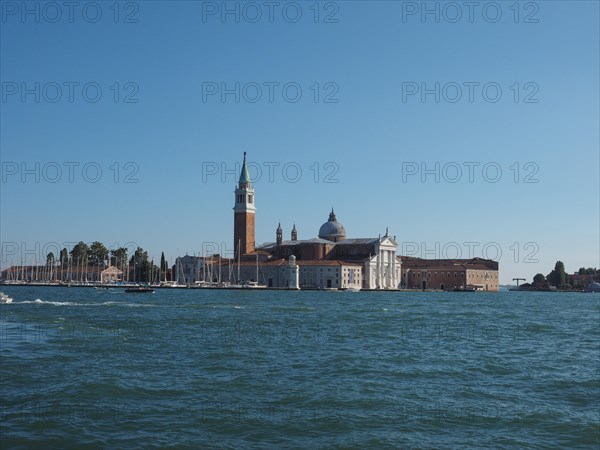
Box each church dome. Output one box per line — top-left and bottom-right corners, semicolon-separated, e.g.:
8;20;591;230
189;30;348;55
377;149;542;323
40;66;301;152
318;209;346;242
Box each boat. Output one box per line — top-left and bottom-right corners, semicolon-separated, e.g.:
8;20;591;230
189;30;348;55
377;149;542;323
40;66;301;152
0;292;13;304
453;286;476;292
125;286;155;293
586;282;600;293
242;281;266;289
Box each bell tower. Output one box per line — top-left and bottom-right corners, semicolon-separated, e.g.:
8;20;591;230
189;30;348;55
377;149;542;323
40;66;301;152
291;224;297;241
233;152;255;259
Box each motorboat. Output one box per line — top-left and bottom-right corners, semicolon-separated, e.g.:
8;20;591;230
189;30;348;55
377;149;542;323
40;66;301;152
242;281;266;289
125;286;155;293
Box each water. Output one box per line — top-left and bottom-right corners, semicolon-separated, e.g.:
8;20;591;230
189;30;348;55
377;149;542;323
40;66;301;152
1;287;598;449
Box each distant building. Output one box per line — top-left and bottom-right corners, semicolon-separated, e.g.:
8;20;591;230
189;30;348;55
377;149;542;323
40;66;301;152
174;255;208;285
400;257;499;291
233;258;363;289
100;266;123;283
569;272;599;289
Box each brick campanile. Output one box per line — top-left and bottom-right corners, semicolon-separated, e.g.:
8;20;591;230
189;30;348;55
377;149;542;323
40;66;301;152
233;152;255;259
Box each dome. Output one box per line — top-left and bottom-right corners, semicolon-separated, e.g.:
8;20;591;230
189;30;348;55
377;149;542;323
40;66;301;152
318;209;346;242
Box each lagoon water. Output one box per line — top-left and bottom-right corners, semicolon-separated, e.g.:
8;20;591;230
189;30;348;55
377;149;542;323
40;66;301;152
0;287;598;449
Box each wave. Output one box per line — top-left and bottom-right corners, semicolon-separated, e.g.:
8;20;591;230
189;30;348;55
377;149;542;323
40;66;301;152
13;299;157;308
13;299;82;306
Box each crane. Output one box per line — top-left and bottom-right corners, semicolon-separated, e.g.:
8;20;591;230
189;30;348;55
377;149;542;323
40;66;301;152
513;278;526;287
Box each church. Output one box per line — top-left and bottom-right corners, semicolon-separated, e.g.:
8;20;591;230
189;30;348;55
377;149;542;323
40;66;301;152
232;153;401;290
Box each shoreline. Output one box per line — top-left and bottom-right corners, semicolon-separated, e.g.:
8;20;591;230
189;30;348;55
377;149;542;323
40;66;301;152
3;282;595;293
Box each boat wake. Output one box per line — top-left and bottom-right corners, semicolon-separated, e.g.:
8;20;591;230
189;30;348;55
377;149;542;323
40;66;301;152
17;299;81;306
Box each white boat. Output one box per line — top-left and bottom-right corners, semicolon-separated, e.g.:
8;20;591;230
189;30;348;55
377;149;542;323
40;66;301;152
0;292;13;304
242;281;266;289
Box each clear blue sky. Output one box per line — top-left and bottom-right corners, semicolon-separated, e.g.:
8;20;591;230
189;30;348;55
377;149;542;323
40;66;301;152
1;1;598;284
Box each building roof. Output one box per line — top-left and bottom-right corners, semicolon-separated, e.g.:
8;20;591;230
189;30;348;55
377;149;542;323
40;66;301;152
297;260;362;267
329;254;372;262
236;259;288;267
235;258;362;267
334;238;380;245
257;238;333;249
400;257;498;271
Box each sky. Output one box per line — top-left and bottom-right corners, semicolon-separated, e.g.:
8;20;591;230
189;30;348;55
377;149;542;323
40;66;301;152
1;0;599;284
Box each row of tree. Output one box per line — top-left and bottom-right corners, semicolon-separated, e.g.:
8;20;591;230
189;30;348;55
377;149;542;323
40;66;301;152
44;241;173;283
532;261;598;290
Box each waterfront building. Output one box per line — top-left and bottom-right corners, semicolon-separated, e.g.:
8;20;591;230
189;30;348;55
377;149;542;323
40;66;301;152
232;258;363;289
400;257;499;291
100;266;123;283
569;272;600;289
174;255;208;285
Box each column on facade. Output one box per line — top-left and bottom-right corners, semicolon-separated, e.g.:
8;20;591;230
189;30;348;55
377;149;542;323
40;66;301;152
388;250;394;289
385;250;388;288
378;250;383;289
382;250;389;289
381;251;385;288
391;251;396;288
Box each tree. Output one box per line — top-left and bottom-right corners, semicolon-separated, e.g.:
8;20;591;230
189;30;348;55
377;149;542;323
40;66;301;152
46;252;55;266
533;273;545;284
557;261;566;288
89;241;109;267
160;252;168;282
110;248;128;268
59;248;69;267
547;261;566;288
129;247;150;282
70;241;89;265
